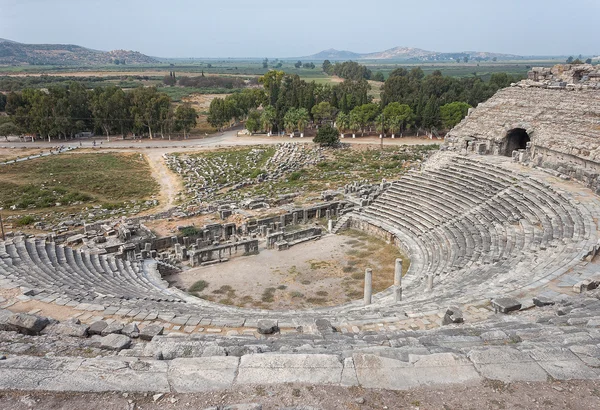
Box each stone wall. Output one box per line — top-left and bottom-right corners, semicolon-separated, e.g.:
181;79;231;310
444;64;600;192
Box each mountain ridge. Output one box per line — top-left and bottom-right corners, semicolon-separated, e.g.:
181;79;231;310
300;46;523;61
0;38;158;66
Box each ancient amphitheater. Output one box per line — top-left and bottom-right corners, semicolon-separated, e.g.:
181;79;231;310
1;65;600;405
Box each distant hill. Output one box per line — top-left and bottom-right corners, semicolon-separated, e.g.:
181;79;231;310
0;38;158;66
300;46;522;61
305;48;363;60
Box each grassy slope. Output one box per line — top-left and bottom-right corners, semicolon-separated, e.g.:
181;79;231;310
0;152;159;210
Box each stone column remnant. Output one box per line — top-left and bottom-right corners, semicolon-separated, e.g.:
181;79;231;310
426;274;434;292
394;258;403;302
364;268;373;305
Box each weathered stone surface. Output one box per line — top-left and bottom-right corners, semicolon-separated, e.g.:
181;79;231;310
88;320;108;336
340;357;359;386
467;348;548;382
0;356;169;392
7;313;49;335
528;348;599;380
353;353;481;390
446;75;600;163
236;354;343;385
122;323;139;338
491;298;522;314
533;296;556;307
168;357;239;392
256;320;279;335
442;306;464;325
45;321;89;338
139;324;164;341
100;334;132;351
0;309;12;331
100;322;124;337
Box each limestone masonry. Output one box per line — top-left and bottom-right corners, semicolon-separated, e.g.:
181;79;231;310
445;64;600;192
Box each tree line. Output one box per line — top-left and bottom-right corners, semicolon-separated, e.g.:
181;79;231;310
207;66;520;136
163;73;259;89
0;83;198;140
322;60;385;82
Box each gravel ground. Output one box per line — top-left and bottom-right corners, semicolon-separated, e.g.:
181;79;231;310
1;380;599;410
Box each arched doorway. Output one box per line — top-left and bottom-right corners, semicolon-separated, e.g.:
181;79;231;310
503;128;530;157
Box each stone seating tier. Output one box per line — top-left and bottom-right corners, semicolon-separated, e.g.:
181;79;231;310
0;153;598;331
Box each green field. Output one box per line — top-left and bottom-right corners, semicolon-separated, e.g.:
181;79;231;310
0;153;159;212
0;58;562;102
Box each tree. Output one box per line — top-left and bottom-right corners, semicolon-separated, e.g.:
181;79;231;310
322;60;332;73
283;108;298;135
311;101;334;124
383;102;414;137
440;101;471;129
566;56;574;64
207;98;228;129
163;72;176;86
295;61;302;68
463;56;469;63
585;58;593;64
295;107;309;137
262;58;269;69
336;111;350;138
174;104;198;138
0;122;20;140
313;124;339;147
372;71;385;82
260;105;276;135
129;87;171;139
0;93;6;112
90;86;129;139
421;96;441;129
350;103;380;135
245;109;262;134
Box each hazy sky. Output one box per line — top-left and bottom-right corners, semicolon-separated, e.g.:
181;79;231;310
0;0;598;58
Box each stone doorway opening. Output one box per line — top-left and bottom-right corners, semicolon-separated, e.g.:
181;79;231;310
503;128;530;156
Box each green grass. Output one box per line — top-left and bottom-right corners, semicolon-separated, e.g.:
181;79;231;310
189;280;209;293
0;153;158;211
171;144;439;207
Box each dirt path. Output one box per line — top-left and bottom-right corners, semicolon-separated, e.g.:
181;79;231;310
144;151;183;212
1;380;598;410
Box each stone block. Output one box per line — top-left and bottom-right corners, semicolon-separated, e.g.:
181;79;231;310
89;320;108;336
46;321;89;338
236;354;343;385
533;296;556;307
257;320;279;335
140;324;164;341
100;334;132;351
101;322;124;336
491;298;522;314
168;357;239;392
467;348;547;382
442;306;464;325
528;348;599;380
353;353;481;390
7;313;49;335
122;323;139;338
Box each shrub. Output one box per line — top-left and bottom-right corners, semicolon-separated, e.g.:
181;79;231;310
261;287;276;302
16;215;36;226
189;280;208;293
313;124;340;147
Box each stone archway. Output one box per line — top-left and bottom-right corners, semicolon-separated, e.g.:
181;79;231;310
502;128;530;157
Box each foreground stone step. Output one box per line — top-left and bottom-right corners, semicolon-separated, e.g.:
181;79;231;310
0;347;598;393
